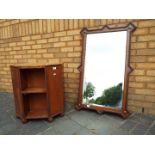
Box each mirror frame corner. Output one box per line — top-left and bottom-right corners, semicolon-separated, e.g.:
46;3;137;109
75;23;136;118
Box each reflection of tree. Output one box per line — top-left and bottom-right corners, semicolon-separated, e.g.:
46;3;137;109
95;83;122;106
83;82;95;103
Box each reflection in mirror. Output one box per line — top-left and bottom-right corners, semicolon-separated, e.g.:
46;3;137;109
83;31;127;109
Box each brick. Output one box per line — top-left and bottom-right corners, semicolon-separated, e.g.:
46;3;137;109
42;33;53;39
37;39;47;44
32;44;42;49
26;41;36;45
27;50;36;54
22;55;31;58
48;58;60;64
133;28;149;35
136;49;155;55
131;42;147;49
43;53;53;58
68;73;79;79
17;42;25;46
138;20;155;27
74;35;82;40
73;19;78;29
60;19;65;31
42;43;53;48
128;94;145;101
22;36;30;41
137;35;155;42
129;82;145;88
60;58;73;63
136;63;155;69
31;35;41;40
68;63;80;68
54;53;66;58
53;42;66;47
5;47;11;51
148;42;155;48
61;47;73;52
150;27;155;33
54;31;66;37
135;88;155;95
146;95;155;103
64;68;73;73
78;19;84;28
73;68;79;73
13;46;21;51
14;55;22;59
48;38;59;43
47;47;60;53
131;36;137;43
37;59;47;64
130;56;146;62
68;20;74;29
131;69;145;76
22;46;31;50
67;30;80;35
146;70;155;76
37;49;47;53
148;109;155;115
68;83;79;88
67;41;81;46
28;59;37;63
32;54;42;58
74;46;82;52
135;76;155;82
147;56;155;62
60;36;73;41
100;19;106;25
9;42;16;47
147;83;155;89
68;52;81;57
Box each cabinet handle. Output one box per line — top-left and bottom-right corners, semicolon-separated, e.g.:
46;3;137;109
53;73;56;76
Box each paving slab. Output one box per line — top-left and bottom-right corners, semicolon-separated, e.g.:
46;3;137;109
1;92;155;135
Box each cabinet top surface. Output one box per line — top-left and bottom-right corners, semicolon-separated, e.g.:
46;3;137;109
10;64;62;69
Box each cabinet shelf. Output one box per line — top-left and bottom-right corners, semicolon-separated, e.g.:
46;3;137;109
26;110;48;119
22;87;46;94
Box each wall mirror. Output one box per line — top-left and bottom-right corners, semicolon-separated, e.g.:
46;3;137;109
76;23;136;118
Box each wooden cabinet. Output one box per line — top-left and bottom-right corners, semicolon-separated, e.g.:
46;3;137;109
10;64;64;123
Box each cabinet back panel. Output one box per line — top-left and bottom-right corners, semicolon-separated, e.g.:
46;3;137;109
23;94;48;112
20;69;45;89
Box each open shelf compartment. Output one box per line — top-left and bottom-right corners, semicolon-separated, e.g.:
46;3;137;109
23;93;48;119
20;68;46;94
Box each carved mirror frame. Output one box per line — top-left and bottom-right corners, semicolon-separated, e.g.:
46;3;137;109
76;23;136;118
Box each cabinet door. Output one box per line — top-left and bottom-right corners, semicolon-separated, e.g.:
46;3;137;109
10;66;24;118
45;65;64;117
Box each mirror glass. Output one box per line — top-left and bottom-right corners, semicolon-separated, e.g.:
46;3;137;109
82;31;127;109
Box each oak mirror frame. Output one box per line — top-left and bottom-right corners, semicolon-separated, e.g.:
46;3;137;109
76;23;136;118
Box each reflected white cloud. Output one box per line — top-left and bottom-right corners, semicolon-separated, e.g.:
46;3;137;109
84;31;127;99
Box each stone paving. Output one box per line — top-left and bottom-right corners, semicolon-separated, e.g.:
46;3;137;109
0;92;155;135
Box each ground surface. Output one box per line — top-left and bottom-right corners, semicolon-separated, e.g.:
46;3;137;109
0;92;155;135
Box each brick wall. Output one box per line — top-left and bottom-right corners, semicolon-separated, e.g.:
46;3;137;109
0;19;155;115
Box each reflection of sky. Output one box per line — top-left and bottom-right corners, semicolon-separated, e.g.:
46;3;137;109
84;31;127;99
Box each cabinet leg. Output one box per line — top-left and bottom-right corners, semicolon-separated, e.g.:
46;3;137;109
75;104;82;111
60;113;64;117
96;110;104;114
48;117;53;123
121;110;130;119
21;118;28;123
16;115;20;119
